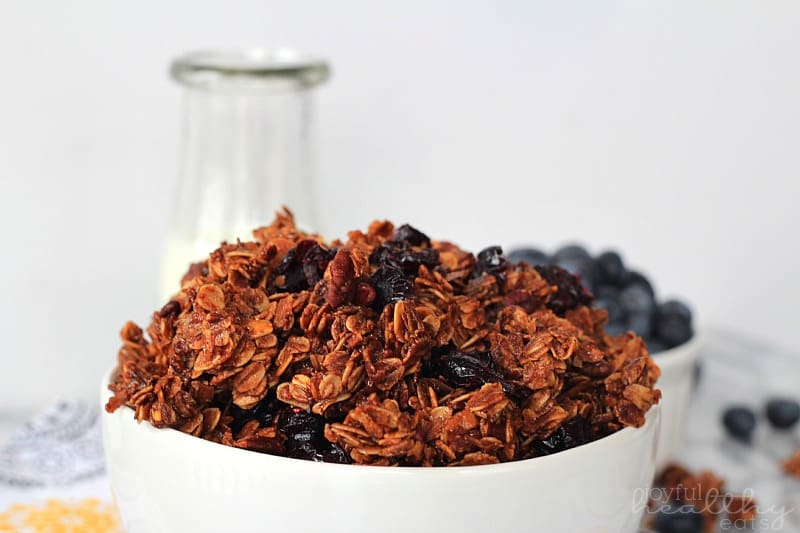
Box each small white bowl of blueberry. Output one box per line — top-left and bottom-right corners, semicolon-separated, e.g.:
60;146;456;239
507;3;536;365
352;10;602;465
509;244;700;470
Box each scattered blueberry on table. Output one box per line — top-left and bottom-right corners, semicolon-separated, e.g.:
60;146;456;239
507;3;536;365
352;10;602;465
507;244;693;353
721;406;758;444
764;398;800;430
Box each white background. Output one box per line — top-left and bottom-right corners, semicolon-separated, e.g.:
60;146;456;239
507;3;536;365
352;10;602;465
1;1;798;411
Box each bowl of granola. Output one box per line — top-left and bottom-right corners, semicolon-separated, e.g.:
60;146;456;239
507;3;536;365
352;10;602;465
102;376;659;533
507;245;701;471
102;211;662;533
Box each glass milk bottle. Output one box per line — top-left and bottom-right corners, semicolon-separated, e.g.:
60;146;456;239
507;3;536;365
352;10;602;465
161;49;330;301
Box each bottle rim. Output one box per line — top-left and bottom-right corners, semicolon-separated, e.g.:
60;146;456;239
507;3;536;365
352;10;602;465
171;48;330;90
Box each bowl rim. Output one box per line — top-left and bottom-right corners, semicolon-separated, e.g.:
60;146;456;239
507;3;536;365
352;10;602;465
101;365;660;475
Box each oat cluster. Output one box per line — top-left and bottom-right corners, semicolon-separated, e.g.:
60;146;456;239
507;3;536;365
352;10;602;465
106;210;661;466
783;449;800;479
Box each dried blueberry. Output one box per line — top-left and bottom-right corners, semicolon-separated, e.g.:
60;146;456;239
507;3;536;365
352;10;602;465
507;247;550;266
472;246;509;283
391;224;430;247
369;264;413;310
765;398;800;430
654;300;693;348
534;265;593;316
722;406;757;444
534;416;593;456
652;503;705;533
595;250;626;286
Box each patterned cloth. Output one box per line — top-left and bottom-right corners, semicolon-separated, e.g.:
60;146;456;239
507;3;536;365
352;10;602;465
0;402;121;533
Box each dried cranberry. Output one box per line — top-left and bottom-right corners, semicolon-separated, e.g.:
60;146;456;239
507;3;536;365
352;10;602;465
302;244;336;286
370;242;439;276
277;409;351;464
277;409;325;443
472;246;509;284
534;416;593;456
437;351;496;389
274;240;335;293
436;350;529;401
369;264;413;310
286;439;351;464
391;224;431;247
534;264;593;315
229;395;279;435
158;300;181;318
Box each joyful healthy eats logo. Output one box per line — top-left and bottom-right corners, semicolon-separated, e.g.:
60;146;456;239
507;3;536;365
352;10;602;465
633;487;796;531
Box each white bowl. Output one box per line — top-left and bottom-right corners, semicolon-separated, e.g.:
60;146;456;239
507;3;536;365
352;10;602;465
101;367;660;533
651;333;702;470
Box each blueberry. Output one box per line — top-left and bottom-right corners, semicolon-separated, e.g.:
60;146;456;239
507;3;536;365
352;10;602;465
595;250;626;286
619;284;655;315
765;398;800;430
653;503;705;533
507;248;550;266
595;296;624;324
722;406;757;444
605;320;627;337
646;338;667;354
594;285;618;301
622;270;655;298
654;300;693;348
619;284;656;337
552;244;591;263
626;311;653;338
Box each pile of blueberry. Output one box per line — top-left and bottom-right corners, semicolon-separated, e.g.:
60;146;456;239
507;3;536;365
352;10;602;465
508;244;694;354
722;397;800;444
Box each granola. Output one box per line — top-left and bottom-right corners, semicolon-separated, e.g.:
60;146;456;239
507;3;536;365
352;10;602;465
783;448;800;479
106;210;661;466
